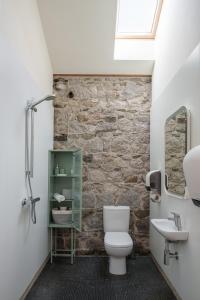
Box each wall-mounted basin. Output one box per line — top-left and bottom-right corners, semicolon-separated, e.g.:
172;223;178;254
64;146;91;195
151;219;189;241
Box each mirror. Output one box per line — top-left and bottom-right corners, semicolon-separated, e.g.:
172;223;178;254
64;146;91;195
165;106;190;196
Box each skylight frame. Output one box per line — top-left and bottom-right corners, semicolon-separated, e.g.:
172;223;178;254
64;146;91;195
115;0;163;39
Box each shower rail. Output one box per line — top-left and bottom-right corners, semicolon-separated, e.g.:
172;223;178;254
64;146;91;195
22;95;55;224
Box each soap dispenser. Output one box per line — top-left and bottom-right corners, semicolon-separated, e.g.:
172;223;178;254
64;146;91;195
55;164;59;176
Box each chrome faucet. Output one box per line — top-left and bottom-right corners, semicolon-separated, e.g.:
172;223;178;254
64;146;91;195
168;212;182;231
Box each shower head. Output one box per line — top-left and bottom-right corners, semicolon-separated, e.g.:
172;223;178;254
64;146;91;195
29;94;56;111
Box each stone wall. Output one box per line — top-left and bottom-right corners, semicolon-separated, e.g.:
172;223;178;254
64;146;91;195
53;76;151;254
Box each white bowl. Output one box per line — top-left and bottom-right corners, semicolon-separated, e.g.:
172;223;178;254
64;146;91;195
52;209;72;224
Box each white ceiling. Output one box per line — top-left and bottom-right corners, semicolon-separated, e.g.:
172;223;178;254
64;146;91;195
37;0;154;75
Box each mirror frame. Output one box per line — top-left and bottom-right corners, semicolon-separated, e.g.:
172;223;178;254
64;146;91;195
164;106;191;198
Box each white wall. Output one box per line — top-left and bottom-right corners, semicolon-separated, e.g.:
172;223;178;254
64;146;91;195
114;39;154;61
37;0;154;75
152;0;200;100
151;1;200;299
151;45;200;300
1;0;52;93
0;1;53;300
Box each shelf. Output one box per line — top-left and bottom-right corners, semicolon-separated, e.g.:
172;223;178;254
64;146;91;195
49;149;80;153
50;199;73;202
51;252;75;258
52;249;75;253
50;175;80;178
49;223;74;228
48;149;82;264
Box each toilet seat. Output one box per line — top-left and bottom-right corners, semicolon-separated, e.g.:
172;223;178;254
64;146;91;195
104;232;133;248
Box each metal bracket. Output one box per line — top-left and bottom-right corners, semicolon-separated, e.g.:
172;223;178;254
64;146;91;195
164;240;179;265
22;198;30;207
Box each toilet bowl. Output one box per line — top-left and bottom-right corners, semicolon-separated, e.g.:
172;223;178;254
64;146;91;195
103;206;133;275
104;232;133;275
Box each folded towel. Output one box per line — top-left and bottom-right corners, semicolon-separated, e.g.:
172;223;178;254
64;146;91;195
54;193;65;203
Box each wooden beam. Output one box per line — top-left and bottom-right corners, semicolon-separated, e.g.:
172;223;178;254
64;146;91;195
53;74;152;77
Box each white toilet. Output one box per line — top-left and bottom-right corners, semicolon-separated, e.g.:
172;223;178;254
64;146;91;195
103;206;133;275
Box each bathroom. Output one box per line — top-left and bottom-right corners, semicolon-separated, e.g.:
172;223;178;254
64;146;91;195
1;0;200;299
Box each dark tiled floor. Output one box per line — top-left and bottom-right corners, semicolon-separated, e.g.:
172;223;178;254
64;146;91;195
26;256;176;300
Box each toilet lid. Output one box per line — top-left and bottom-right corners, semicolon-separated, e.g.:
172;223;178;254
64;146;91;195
105;232;133;248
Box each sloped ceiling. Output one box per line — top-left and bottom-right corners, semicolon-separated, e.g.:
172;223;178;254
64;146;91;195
37;0;154;74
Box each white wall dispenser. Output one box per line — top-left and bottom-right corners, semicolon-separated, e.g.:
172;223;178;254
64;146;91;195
145;170;161;202
183;145;200;207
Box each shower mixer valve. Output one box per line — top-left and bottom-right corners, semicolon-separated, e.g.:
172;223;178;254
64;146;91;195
22;197;40;207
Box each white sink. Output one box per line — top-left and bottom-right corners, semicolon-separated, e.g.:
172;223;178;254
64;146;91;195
151;219;189;241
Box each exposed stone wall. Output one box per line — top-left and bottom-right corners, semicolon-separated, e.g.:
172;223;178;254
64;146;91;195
53;76;151;254
165;109;187;196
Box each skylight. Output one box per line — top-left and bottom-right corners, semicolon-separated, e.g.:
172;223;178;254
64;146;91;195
115;0;163;39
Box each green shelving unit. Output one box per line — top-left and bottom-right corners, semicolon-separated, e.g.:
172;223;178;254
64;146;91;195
48;149;82;264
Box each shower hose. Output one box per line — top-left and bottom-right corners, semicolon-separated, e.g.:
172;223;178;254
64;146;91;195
26;171;40;224
26;171;35;224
